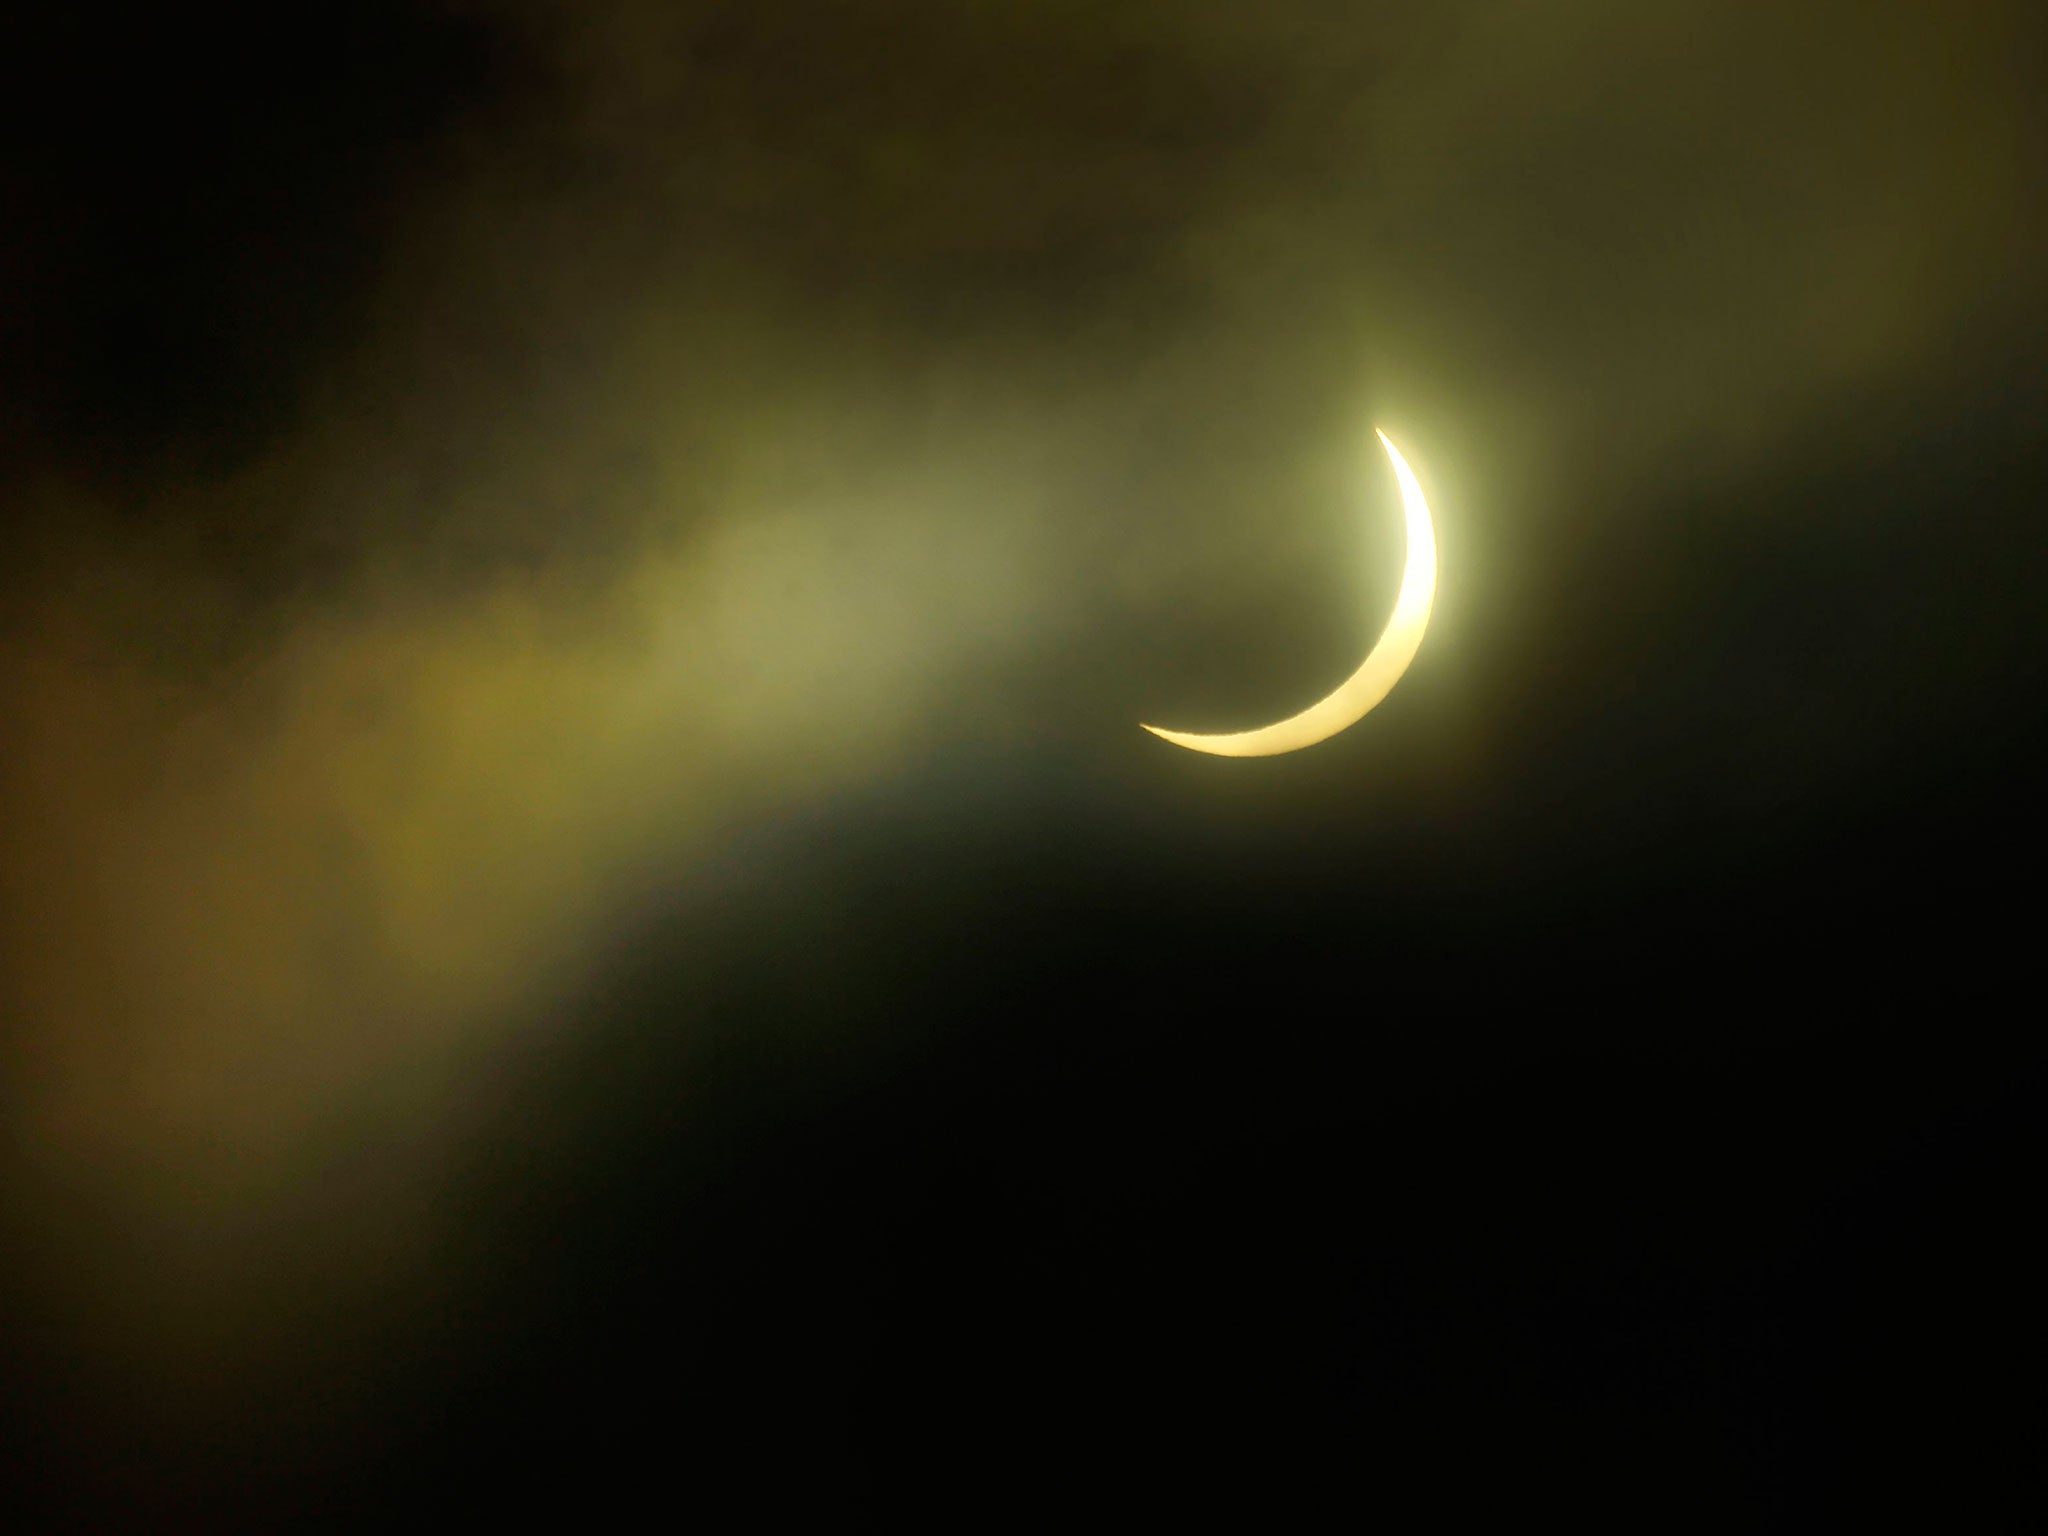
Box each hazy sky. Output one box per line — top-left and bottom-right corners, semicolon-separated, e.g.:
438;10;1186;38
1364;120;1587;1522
3;2;2045;1518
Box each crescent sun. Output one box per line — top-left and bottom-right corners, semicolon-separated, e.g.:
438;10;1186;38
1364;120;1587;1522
1142;429;1438;757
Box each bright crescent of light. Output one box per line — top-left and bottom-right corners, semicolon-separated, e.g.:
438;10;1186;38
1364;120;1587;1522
1141;429;1437;757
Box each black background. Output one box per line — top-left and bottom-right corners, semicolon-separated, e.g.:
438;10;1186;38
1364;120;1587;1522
3;3;2044;1527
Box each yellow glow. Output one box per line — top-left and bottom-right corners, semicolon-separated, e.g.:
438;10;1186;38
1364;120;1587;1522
1142;429;1439;757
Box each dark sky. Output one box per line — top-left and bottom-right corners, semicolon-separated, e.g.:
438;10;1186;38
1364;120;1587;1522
3;2;2046;1526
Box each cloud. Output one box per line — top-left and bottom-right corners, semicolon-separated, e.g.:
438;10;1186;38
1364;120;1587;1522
2;0;2041;1430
